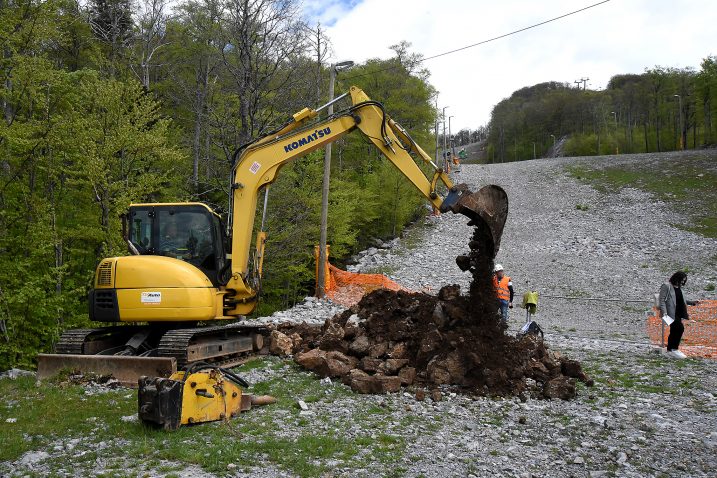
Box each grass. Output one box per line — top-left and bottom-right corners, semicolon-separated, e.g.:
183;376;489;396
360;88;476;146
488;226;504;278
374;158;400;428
0;358;409;477
566;152;717;238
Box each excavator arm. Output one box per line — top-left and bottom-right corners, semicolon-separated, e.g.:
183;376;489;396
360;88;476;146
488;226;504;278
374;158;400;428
223;86;507;315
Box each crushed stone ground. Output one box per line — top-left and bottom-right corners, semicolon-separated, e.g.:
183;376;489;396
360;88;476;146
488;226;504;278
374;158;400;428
3;151;717;477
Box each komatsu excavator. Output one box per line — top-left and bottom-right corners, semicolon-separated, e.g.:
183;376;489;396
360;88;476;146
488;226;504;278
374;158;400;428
37;86;508;384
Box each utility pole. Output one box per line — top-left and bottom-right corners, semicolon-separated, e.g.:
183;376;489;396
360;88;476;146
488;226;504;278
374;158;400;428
317;60;353;298
448;116;454;157
441;106;448;169
581;77;589;90
434;98;440;163
674;94;684;150
574;80;582;89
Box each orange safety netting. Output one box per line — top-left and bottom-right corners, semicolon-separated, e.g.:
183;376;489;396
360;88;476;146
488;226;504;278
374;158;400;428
645;300;717;358
315;246;408;307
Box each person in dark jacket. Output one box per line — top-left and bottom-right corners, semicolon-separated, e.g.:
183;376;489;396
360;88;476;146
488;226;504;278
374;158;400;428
658;271;698;359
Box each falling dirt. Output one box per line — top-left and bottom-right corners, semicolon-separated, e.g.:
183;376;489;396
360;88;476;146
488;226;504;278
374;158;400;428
272;225;592;399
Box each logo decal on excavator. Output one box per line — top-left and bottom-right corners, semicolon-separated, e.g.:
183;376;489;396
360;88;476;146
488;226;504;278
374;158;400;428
141;292;162;304
283;127;331;153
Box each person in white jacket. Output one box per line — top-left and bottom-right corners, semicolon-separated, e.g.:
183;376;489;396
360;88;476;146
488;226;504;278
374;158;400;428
659;271;698;359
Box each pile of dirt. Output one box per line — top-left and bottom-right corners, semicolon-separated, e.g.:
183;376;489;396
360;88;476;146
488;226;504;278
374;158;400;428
270;226;592;399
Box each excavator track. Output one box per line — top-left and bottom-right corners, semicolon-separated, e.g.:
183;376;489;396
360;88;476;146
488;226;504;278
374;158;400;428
158;323;267;369
55;326;144;355
39;323;268;386
55;328;104;354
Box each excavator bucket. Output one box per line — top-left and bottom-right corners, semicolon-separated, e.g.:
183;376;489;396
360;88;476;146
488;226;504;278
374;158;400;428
440;184;509;258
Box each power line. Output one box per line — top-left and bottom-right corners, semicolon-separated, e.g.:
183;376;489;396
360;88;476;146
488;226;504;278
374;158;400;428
343;0;612;81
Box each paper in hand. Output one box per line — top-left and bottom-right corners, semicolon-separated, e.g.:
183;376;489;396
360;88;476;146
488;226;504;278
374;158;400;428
662;315;674;325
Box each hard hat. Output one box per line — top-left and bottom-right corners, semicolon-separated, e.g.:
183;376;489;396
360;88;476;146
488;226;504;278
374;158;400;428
494;264;504;272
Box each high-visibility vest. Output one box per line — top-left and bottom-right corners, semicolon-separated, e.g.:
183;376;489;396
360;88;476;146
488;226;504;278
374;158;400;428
493;275;511;301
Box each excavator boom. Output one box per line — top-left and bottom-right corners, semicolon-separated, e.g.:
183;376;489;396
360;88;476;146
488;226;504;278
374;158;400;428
224;86;507;314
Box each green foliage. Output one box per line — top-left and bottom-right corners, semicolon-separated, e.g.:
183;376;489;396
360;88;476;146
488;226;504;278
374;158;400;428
487;58;717;161
0;2;184;368
0;0;438;367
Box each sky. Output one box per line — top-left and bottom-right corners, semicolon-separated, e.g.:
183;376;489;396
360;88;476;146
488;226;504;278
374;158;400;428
302;0;717;131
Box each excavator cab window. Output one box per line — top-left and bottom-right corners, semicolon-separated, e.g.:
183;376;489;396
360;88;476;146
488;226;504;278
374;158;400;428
128;205;226;286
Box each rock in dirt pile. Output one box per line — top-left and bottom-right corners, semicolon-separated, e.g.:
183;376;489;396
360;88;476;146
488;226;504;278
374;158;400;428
270;226;593;399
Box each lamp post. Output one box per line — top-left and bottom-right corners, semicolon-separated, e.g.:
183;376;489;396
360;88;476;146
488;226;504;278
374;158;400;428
674;94;683;150
317;60;354;298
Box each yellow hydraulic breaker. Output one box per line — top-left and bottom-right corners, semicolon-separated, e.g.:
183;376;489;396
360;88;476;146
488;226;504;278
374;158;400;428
138;362;275;430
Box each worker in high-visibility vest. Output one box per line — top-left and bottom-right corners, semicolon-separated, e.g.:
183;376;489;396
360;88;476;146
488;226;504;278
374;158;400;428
493;263;514;325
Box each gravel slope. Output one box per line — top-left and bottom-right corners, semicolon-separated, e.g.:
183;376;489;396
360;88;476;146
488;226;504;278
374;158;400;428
250;151;717;477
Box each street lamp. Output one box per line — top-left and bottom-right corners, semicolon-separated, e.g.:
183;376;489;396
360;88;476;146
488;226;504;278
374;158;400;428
674;94;683;150
317;60;354;298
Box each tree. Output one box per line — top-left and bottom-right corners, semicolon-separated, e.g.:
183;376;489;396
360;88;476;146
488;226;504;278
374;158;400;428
220;0;311;145
130;0;171;90
88;0;134;77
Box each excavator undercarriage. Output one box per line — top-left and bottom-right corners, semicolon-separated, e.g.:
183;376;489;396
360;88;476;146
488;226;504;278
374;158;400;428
38;324;267;386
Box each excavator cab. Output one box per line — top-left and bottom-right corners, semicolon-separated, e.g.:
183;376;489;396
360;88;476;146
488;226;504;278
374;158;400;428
125;203;228;286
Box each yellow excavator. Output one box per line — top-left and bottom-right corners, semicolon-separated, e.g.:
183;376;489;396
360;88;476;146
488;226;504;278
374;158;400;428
37;86;508;385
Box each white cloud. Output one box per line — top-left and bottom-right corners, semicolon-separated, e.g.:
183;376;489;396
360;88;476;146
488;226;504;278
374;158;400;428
303;0;717;130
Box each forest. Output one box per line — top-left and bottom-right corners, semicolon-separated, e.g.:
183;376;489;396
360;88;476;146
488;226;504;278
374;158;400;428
0;0;437;368
484;60;717;161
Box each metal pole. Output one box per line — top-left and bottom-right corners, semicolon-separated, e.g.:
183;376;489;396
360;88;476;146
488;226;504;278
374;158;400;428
442;121;447;168
448;116;455;156
434;98;440;163
441;106;448;169
260;187;270;231
317;65;336;298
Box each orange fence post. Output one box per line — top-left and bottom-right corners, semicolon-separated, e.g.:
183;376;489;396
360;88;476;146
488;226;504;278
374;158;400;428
314;245;332;295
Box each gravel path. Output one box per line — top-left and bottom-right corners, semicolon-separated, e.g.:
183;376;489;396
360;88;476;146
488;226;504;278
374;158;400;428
3;152;716;477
